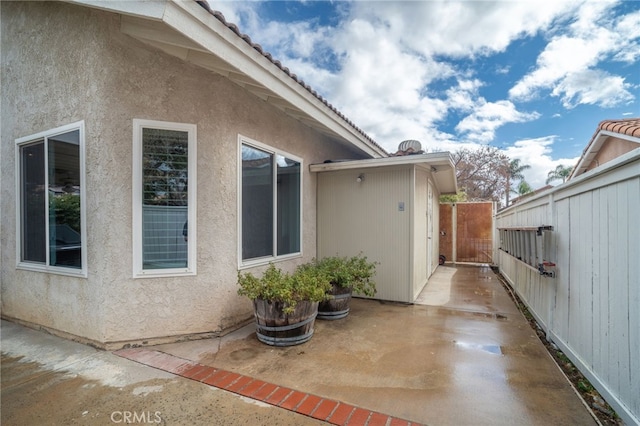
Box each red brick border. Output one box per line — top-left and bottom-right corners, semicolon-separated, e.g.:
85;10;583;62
114;348;421;426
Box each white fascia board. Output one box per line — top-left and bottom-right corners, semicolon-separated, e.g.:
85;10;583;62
162;1;386;158
310;152;458;194
570;131;609;178
309;152;455;172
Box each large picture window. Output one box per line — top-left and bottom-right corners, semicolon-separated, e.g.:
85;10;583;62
133;120;196;277
16;122;86;276
240;137;301;265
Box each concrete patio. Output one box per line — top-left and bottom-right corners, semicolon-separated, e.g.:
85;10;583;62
1;265;598;425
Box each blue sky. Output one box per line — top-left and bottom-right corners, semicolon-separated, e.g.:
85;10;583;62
213;0;640;189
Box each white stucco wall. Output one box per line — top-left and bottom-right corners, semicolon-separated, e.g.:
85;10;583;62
0;1;366;347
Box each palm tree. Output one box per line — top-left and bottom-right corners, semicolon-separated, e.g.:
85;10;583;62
546;164;572;184
515;180;533;196
505;159;531;206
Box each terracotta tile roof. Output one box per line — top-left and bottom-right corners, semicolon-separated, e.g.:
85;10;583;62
195;1;385;154
597;117;640;138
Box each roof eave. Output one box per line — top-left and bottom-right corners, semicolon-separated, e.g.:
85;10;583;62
309;152;458;194
569;131;609;179
65;0;386;158
570;118;640;180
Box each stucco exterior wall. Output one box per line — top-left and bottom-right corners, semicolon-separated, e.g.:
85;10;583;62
1;1;365;347
586;136;640;172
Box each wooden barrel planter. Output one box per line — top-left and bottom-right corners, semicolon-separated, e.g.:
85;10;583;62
318;285;352;320
252;299;318;346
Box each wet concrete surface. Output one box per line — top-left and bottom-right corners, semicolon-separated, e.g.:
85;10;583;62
1;322;324;425
1;265;598;425
155;265;597;425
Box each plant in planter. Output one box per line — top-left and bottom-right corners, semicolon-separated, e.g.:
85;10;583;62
237;263;331;346
315;255;378;320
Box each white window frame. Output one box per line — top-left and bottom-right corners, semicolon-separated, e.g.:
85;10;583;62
238;135;303;268
133;119;197;278
15;121;87;277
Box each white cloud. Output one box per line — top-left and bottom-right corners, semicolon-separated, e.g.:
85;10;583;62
212;3;332;63
553;69;634;108
456;101;540;144
207;0;637;159
210;2;258;32
502;137;579;190
614;10;640;62
349;1;577;58
445;79;484;111
509;1;637;108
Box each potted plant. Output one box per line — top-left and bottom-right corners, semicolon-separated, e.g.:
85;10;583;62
237;263;331;346
315;255;378;320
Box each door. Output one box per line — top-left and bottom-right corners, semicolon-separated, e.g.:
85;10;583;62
427;181;434;275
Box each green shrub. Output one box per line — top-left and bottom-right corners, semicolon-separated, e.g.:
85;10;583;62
315;254;378;297
50;193;81;233
237;263;331;314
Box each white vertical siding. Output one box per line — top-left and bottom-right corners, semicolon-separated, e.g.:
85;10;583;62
317;165;442;303
628;176;640;418
317;167;413;302
554;198;571;341
413;169;428;299
430;180;440;276
495;151;640;426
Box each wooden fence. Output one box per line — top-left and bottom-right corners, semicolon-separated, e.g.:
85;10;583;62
439;202;495;263
495;149;640;426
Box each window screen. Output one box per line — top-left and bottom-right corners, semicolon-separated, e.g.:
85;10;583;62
141;128;189;270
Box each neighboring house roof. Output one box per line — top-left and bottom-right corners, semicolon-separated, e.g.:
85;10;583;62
67;0;387;158
570;117;640;179
309;153;458;195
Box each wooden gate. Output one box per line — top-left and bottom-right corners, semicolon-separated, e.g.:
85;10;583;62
439;202;494;263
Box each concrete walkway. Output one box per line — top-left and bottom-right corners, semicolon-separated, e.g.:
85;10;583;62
1;265;598;425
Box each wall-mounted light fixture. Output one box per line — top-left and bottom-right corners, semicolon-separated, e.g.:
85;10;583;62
356;173;365;183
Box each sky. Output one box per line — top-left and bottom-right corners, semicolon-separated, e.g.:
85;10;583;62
213;0;640;190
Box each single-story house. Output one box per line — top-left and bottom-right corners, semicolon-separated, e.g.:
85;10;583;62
0;0;455;348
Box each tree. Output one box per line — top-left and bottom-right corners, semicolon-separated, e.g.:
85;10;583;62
514;180;533;197
439;191;468;203
505;159;531;207
546;164;572;184
451;146;509;202
143;133;189;206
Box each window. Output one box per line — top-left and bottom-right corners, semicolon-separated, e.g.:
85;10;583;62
239;137;301;265
133;120;196;277
16;121;86;276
